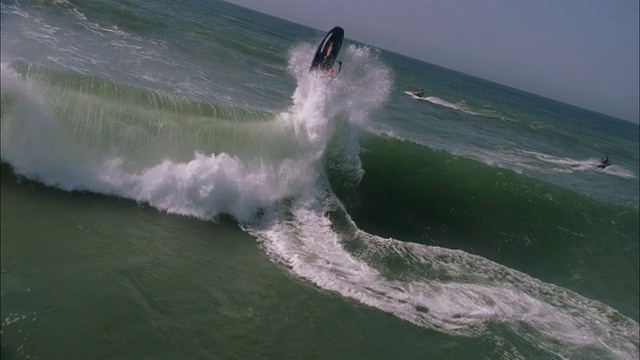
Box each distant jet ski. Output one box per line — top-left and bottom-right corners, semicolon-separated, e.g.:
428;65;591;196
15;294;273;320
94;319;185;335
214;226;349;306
597;156;611;169
410;89;425;97
310;26;344;75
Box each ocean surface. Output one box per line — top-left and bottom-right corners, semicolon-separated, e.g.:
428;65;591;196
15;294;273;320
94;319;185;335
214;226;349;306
1;0;639;359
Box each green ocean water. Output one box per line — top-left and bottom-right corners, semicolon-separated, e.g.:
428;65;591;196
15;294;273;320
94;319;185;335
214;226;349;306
1;0;638;359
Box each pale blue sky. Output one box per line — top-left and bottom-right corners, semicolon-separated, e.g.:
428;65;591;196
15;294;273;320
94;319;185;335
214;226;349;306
223;0;639;123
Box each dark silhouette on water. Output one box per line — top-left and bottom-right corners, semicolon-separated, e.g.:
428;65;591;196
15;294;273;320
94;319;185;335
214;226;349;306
597;156;611;169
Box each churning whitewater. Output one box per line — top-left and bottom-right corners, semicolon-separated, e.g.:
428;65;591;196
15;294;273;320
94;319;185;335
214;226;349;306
1;44;389;221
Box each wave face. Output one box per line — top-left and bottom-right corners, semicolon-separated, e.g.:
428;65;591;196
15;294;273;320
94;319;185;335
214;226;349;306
1;39;391;218
1;1;638;359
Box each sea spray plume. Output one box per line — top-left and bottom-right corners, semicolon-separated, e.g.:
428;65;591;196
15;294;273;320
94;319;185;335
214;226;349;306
286;43;392;187
288;43;392;127
330;45;393;126
322;45;393;189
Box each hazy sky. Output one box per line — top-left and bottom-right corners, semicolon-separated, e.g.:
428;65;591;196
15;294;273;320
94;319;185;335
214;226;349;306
223;0;639;122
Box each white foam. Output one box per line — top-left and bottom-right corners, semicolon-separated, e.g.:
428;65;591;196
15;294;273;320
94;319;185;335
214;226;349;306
106;154;316;222
248;189;639;359
423;96;481;116
523;150;638;179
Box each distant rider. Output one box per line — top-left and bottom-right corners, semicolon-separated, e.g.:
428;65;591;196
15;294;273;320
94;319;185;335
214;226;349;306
598;156;610;169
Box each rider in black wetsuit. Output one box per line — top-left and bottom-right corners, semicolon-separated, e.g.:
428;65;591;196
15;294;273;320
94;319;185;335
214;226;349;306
598;156;610;169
